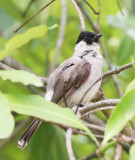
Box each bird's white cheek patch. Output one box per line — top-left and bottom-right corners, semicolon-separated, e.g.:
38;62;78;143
45;90;54;101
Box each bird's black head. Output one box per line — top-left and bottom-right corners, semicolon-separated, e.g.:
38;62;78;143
76;31;102;45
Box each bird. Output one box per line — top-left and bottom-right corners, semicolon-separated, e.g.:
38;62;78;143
18;31;103;150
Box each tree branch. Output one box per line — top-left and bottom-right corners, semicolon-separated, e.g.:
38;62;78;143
66;128;76;160
0;62;12;70
102;61;135;79
97;0;101;32
83;0;99;15
84;106;114;115
114;143;122;160
78;151;97;160
70;0;85;31
76;0;98;32
84;122;105;132
22;0;36;17
100;41;123;97
79;99;120;114
49;0;67;74
14;0;55;33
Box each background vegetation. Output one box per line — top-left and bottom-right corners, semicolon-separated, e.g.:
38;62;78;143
0;0;135;160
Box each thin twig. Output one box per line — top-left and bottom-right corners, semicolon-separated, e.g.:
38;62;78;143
84;114;105;128
84;122;105;132
83;0;99;15
22;0;35;17
118;134;135;143
114;143;122;160
70;0;85;31
97;0;101;33
66;128;76;160
49;0;67;74
94;134;104;139
84;106;114;115
76;0;97;32
0;62;12;70
78;151;97;160
14;0;55;33
2;57;34;73
79;99;120;114
100;41;123;97
102;61;135;79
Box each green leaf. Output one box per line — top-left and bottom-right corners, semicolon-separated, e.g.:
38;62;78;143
117;36;135;65
103;89;135;145
6;94;99;146
0;92;14;139
125;78;135;94
29;123;69;160
130;144;135;160
0;70;43;87
0;25;48;60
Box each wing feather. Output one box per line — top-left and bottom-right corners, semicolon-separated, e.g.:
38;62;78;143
51;59;91;104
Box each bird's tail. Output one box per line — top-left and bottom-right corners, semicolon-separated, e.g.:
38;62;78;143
18;119;42;150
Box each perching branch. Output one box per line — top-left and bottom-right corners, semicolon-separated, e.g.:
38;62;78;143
49;0;67;74
84;122;105;133
114;143;122;160
84;106;114;115
14;0;55;33
118;134;135;143
79;99;120;114
66;128;76;160
70;0;86;31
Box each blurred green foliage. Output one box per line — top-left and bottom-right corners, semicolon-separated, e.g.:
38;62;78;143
0;0;135;159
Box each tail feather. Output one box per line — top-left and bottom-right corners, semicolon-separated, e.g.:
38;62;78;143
18;119;42;150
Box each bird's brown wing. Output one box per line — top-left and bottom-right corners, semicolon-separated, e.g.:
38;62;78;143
51;59;91;105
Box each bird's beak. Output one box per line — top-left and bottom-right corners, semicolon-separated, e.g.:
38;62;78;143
93;34;103;41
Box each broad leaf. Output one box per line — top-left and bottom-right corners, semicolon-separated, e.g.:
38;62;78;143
103;89;135;145
125;78;135;94
117;36;135;65
0;70;43;87
130;144;135;160
29;124;69;160
6;94;99;146
0;92;14;138
0;25;48;60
